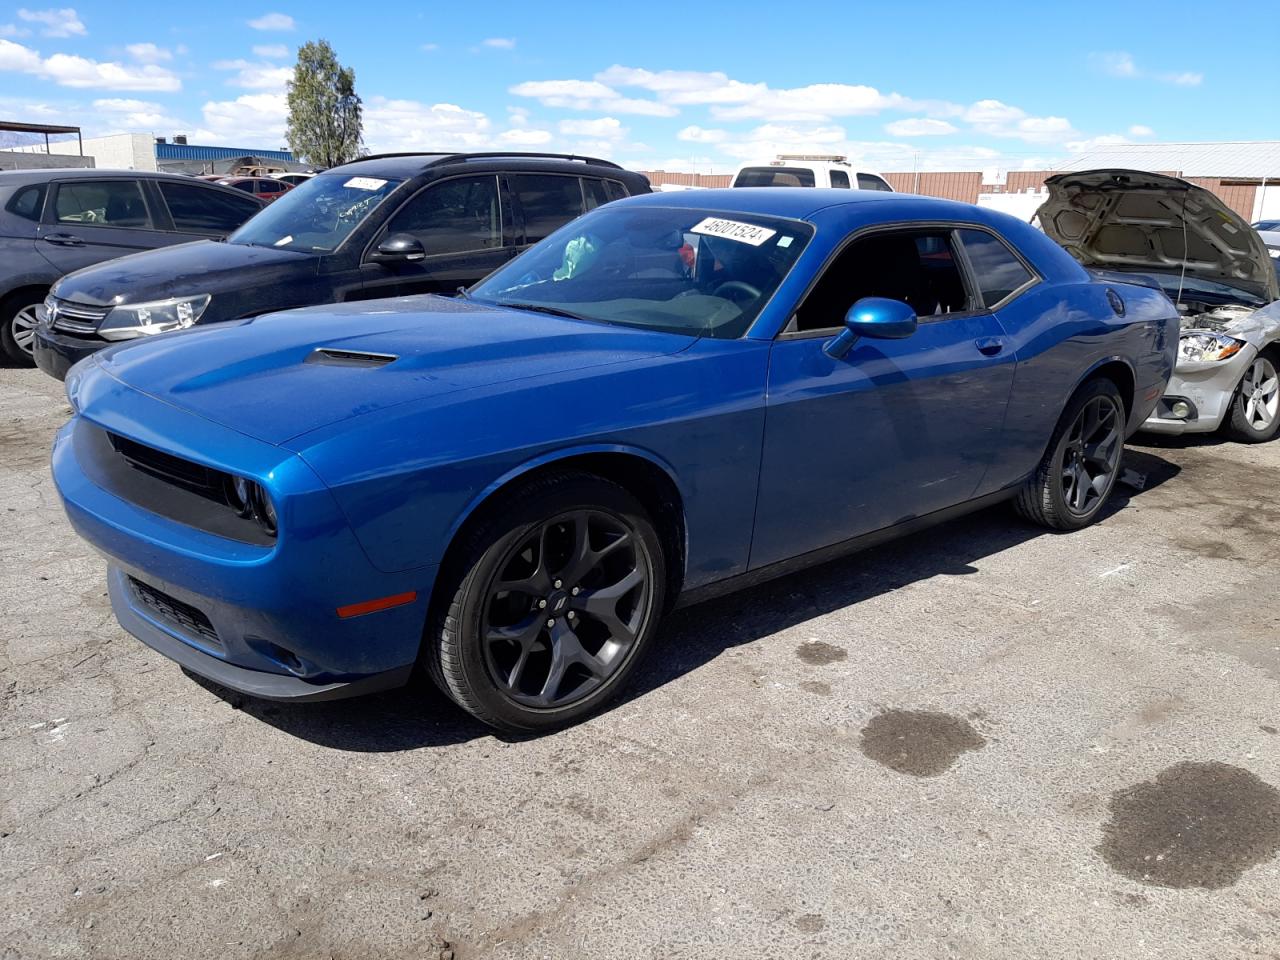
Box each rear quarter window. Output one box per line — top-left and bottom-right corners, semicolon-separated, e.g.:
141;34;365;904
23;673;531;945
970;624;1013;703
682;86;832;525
4;183;46;221
159;181;262;234
958;229;1036;306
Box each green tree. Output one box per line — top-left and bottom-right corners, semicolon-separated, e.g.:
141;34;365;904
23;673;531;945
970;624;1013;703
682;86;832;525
285;40;363;168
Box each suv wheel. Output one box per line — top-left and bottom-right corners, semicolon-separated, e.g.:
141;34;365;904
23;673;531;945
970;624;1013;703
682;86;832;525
1;293;43;366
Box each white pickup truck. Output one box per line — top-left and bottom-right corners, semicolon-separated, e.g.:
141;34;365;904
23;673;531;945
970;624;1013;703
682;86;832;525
731;154;894;191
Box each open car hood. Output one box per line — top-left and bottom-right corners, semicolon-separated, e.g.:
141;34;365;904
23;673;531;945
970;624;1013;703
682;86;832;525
1037;169;1280;304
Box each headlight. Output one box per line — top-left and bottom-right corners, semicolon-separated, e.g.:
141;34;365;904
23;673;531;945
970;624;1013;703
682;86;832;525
98;294;211;341
223;474;277;536
1178;333;1245;364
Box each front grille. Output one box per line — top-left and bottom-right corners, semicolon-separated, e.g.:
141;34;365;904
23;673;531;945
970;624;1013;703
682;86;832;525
50;298;109;335
129;577;221;647
107;432;229;503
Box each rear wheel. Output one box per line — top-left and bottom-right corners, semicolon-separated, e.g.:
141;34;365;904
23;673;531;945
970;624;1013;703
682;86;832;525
1222;351;1280;443
0;292;44;366
427;472;666;733
1015;378;1125;530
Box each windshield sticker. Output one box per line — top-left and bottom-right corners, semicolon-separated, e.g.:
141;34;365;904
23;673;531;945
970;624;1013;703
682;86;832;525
273;235;293;247
690;217;777;246
776;235;794;248
343;176;388;191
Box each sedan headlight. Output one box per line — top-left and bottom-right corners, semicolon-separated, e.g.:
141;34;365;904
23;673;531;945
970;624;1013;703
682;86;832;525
224;474;277;537
98;294;211;341
1178;333;1245;364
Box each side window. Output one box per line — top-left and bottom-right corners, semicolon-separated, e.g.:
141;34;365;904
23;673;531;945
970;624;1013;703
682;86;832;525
258;181;285;195
230;181;255;193
604;180;628;202
54;180;151;228
582;178;610;211
830;170;851;189
384;175;501;256
159;182;262;234
794;231;972;332
512;174;586;244
5;183;46;221
958;229;1036;306
856;173;893;192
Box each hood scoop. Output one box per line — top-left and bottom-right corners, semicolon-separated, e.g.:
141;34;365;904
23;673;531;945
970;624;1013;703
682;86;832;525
306;347;399;368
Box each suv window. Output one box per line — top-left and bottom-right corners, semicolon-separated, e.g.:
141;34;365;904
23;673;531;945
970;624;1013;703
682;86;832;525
512;174;586;244
795;230;971;332
604;180;628;202
830;170;851;189
159;181;262;234
257;180;286;195
856;173;893;192
54;180;151;228
957;229;1035;306
735;167;816;188
385;174;501;256
5;183;46;221
582;178;610;211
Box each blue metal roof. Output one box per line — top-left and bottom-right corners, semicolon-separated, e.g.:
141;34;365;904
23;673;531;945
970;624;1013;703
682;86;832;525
154;142;294;162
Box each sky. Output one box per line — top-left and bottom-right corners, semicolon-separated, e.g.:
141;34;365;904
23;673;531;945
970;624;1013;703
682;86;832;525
0;1;1274;174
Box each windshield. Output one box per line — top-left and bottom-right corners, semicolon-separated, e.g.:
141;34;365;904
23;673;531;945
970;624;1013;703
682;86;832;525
733;166;816;188
467;205;813;338
229;172;404;253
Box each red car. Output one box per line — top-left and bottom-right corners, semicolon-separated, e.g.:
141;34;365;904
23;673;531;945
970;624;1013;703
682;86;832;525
201;176;293;204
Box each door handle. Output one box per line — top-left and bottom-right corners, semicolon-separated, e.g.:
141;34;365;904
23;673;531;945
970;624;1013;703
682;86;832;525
44;233;84;246
975;337;1005;357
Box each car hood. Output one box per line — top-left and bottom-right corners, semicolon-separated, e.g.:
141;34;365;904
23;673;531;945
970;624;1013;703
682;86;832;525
93;295;696;445
52;239;316;308
1037;169;1280;304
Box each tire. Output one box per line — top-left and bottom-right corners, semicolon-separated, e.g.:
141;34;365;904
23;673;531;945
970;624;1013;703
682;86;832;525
426;471;666;733
0;291;45;366
1015;378;1126;531
1221;349;1280;444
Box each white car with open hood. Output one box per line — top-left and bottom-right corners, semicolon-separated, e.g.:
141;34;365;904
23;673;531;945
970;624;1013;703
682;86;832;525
1038;169;1280;443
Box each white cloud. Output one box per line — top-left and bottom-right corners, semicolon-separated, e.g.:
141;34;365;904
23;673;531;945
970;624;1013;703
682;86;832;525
421;42;439;52
0;38;181;90
252;43;288;59
963;99;1074;142
481;37;515;49
1065;133;1131;153
884;117;957;137
509;78;678;117
677;125;727;143
92;96;180;131
558;116;625;140
0;23;32;37
1092;50;1203;87
1163;71;1202;87
196;91;287;145
125;42;170;63
247;12;294;31
18;7;85;38
1128;124;1154;137
214;58;291;90
496;127;552;146
362;96;493;152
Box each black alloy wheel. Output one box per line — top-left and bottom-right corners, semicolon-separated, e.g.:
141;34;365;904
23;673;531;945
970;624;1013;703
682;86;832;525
1015;378;1126;530
428;472;666;732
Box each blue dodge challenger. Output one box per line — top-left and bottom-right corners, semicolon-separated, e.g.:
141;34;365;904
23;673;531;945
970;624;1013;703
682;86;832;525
53;189;1177;732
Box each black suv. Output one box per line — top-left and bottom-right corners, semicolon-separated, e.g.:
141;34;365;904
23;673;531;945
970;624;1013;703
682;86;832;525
0;168;265;364
34;152;651;379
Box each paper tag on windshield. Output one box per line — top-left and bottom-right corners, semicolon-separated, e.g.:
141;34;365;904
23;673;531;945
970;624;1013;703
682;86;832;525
343;176;387;191
690;217;776;246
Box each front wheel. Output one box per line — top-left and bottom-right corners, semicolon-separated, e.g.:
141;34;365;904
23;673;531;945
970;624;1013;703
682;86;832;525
1015;378;1126;530
0;293;44;366
427;472;666;733
1222;351;1280;443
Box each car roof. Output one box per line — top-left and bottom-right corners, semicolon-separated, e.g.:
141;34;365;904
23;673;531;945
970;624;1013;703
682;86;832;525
619;186;982;221
0;167;212;183
323;151;641;181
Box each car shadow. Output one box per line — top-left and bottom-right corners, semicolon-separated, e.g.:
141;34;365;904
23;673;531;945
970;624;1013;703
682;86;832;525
188;446;1180;750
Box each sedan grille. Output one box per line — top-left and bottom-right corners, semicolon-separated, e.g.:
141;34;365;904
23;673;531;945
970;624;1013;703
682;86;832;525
50;298;109;335
129;577;221;648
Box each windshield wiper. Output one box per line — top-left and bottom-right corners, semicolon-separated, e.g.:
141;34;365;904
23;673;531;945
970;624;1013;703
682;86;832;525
495;301;589;322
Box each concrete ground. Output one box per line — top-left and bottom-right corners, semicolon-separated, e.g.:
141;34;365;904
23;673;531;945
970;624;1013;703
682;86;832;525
2;363;1279;960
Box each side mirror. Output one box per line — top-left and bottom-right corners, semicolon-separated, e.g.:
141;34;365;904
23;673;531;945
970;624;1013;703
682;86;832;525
823;297;918;359
369;232;426;264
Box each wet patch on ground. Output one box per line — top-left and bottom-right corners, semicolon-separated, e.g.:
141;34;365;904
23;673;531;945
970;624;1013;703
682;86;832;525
799;680;831;696
858;709;987;777
793;913;826;933
1099;761;1280;889
796;640;847;665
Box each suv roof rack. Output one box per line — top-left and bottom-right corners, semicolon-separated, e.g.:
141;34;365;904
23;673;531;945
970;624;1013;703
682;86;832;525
348;151;623;170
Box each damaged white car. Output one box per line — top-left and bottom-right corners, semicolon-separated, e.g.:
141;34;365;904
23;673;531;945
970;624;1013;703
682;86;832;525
1039;170;1280;443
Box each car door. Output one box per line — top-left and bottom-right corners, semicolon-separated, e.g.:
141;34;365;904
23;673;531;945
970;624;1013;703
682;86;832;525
749;226;1017;569
358;173;515;299
37;178;173;274
509;173;589;256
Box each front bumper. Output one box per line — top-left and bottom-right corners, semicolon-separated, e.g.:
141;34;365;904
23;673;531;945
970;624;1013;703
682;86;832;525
52;380;438;702
33;321;106;382
1140;346;1254;435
